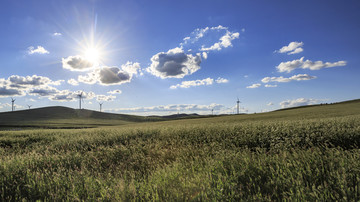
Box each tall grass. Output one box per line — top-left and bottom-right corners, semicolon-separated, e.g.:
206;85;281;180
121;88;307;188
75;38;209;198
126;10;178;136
1;113;360;200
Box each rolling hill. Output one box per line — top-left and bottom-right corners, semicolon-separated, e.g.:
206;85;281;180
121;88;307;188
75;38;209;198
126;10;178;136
0;99;359;128
0;106;163;128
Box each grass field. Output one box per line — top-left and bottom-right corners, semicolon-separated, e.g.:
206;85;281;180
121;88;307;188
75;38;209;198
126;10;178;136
1;100;360;201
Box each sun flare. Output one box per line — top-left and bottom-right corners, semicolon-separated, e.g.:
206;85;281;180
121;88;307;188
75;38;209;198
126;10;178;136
84;48;100;64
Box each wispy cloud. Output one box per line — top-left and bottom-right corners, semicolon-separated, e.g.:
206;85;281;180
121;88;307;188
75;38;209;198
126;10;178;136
264;84;277;88
170;78;214;89
96;94;116;101
279;98;322;108
67;79;79;86
107;90;122;94
246;83;261;88
261;74;317;83
1;103;23;110
28;86;59;97
215;77;229;83
181;25;240;52
200;30;240;51
49;90;96;102
277;57;346;73
110;103;224;114
170;77;229;89
53;32;62;36
27;46;49;54
276;41;304;55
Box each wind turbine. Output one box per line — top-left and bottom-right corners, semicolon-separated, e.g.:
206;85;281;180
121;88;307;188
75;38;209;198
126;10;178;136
11;97;16;112
98;102;103;112
27;105;32;109
211;108;214;115
77;91;84;109
237;97;241;114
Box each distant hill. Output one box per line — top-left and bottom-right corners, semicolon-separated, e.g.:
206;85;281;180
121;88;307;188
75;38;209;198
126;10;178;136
149;113;200;119
0;99;359;128
0;106;164;128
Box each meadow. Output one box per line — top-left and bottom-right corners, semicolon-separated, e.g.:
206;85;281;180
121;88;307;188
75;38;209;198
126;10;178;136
1;100;360;201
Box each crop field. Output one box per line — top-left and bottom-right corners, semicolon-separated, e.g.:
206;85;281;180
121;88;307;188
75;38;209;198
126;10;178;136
1;100;360;201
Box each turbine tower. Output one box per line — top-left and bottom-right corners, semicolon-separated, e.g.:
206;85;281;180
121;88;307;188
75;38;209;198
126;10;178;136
211;108;214;115
99;102;103;112
237;97;240;114
11;97;16;112
27;105;32;109
77;91;84;109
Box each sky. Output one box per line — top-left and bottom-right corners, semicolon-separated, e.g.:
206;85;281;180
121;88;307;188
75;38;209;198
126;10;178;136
0;0;359;115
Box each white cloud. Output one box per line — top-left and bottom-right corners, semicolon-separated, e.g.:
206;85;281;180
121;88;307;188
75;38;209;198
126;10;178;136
49;90;96;102
28;86;58;96
111;103;224;114
62;55;94;71
181;25;234;47
202;52;208;59
276;41;304;55
183;36;191;41
170;78;214;89
78;71;98;84
147;47;201;78
67;79;79;86
0;75;64;98
246;83;261;88
279;98;321;108
261;74;316;83
0;74;115;103
289;74;317;81
28;46;49;54
53;32;62;36
267;102;274;106
78;62;140;85
48;90;76;102
98;67;132;85
0;86;25;97
200;30;240;51
1;103;23;110
121;62;141;75
107;90;122;94
277;57;347;73
96;95;116;102
170;77;229;89
7;75;63;89
147;26;238;79
264;84;277;88
215;77;229;83
98;67;131;85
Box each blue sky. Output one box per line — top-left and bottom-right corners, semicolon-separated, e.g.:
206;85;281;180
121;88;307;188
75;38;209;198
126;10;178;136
0;0;359;115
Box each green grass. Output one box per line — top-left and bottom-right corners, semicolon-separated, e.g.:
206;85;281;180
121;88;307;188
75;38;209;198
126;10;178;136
0;100;360;200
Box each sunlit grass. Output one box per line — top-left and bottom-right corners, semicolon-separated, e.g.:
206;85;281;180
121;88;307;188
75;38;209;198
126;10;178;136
1;101;360;200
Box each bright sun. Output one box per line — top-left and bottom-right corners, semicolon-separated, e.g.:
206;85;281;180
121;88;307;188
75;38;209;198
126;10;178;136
84;48;100;64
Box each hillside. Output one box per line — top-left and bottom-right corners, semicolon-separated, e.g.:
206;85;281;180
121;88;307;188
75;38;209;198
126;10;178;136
0;99;359;128
0;106;163;128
